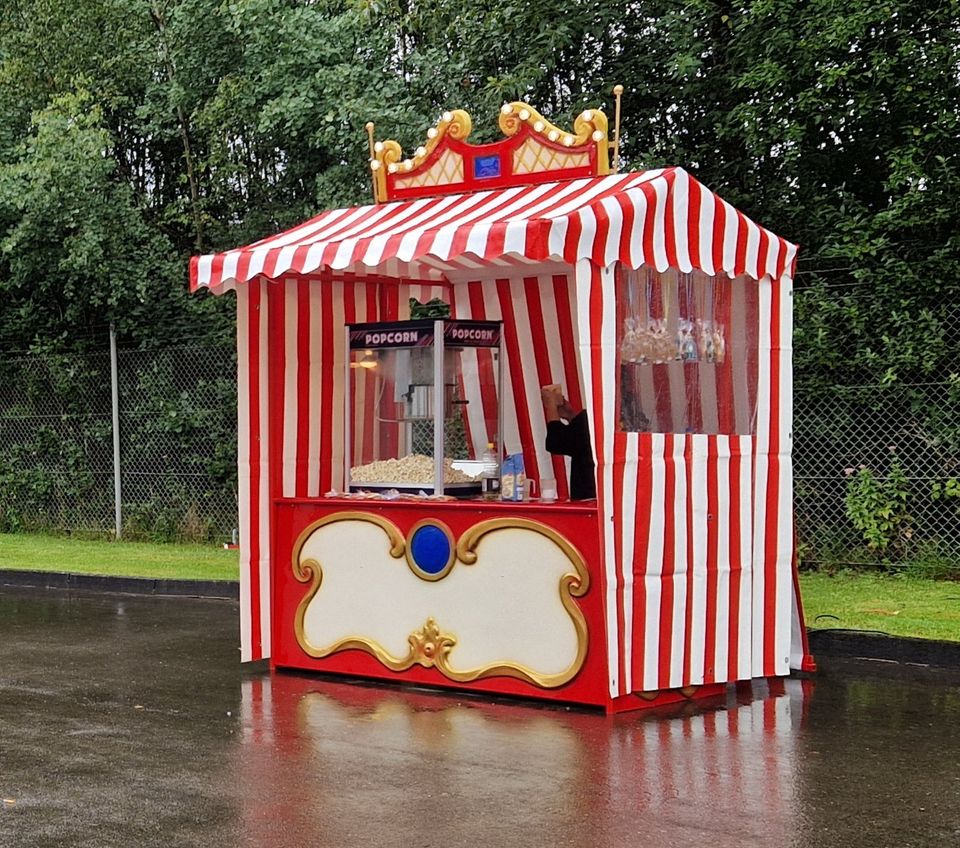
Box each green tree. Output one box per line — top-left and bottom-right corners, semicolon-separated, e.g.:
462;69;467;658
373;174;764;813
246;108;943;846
0;90;177;347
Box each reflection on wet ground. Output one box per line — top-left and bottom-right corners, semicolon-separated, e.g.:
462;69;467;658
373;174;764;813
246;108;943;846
1;588;958;847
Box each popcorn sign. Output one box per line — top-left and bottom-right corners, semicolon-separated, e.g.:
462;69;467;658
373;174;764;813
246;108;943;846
444;321;501;347
348;319;502;350
348;320;435;349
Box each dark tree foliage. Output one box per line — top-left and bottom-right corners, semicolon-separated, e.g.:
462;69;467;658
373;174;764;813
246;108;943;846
0;0;956;545
0;0;954;380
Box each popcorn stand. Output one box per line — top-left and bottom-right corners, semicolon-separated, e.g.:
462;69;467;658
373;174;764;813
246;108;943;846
190;94;813;712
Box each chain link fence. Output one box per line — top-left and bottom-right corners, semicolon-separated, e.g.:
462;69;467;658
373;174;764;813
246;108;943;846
0;345;237;541
795;378;960;573
793;284;960;573
1;335;958;570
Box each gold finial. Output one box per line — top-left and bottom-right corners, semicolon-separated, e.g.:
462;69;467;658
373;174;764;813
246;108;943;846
612;85;624;173
365;121;379;204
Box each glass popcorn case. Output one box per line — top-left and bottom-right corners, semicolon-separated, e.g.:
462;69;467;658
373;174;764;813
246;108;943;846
345;318;503;496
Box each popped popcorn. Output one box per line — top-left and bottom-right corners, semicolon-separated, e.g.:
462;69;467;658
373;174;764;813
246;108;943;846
350;454;478;484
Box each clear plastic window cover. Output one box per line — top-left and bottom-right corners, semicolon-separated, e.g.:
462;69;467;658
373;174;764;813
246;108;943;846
617;266;759;436
348;345;499;485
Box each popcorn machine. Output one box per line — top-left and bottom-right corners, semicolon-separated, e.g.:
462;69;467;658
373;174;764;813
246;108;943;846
345;318;504;496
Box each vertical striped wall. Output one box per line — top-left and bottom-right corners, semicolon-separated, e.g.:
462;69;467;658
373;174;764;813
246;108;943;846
575;260;801;698
237;279;271;662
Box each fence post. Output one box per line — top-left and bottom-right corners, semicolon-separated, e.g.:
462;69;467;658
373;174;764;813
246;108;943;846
110;324;122;540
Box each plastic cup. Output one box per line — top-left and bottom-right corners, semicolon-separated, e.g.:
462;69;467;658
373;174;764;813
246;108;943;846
541;478;558;502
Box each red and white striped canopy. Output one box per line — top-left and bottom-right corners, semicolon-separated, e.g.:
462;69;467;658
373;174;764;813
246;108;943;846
190;168;798;293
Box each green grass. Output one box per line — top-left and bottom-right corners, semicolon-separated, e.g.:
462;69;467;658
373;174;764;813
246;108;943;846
800;572;960;642
0;532;239;582
1;533;958;641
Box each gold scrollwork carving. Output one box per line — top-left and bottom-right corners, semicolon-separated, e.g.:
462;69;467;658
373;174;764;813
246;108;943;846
408;617;456;668
372;110;472;200
371;139;402;202
290;513;590;689
371;102;610;201
499;102;610;173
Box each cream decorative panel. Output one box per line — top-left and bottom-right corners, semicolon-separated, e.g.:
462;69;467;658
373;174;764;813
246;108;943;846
513;138;589;175
293;515;588;688
395;149;464;189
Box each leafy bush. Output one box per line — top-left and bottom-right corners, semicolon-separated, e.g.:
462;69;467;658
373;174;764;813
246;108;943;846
844;454;913;554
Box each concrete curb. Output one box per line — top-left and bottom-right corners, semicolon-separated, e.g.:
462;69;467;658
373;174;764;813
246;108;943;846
808;628;960;669
1;571;955;667
0;569;238;600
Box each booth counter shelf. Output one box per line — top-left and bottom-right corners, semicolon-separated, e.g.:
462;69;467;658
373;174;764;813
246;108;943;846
346;480;482;494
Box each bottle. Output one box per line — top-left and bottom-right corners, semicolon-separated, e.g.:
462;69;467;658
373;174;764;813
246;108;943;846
481;442;500;497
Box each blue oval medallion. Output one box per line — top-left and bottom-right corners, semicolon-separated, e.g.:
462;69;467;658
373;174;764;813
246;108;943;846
409;524;452;577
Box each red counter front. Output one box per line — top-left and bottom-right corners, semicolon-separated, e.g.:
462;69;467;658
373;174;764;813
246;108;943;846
271;497;615;708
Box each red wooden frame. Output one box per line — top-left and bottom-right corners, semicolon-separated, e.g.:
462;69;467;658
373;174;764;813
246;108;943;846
270;498;612;708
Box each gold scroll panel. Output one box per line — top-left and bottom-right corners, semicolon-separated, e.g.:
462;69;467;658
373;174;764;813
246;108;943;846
292;514;590;689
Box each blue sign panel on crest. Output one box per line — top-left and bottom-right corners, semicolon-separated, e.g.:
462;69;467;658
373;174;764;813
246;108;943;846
474;155;501;179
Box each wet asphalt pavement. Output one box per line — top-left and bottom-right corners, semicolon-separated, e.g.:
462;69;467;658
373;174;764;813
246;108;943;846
1;588;959;848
